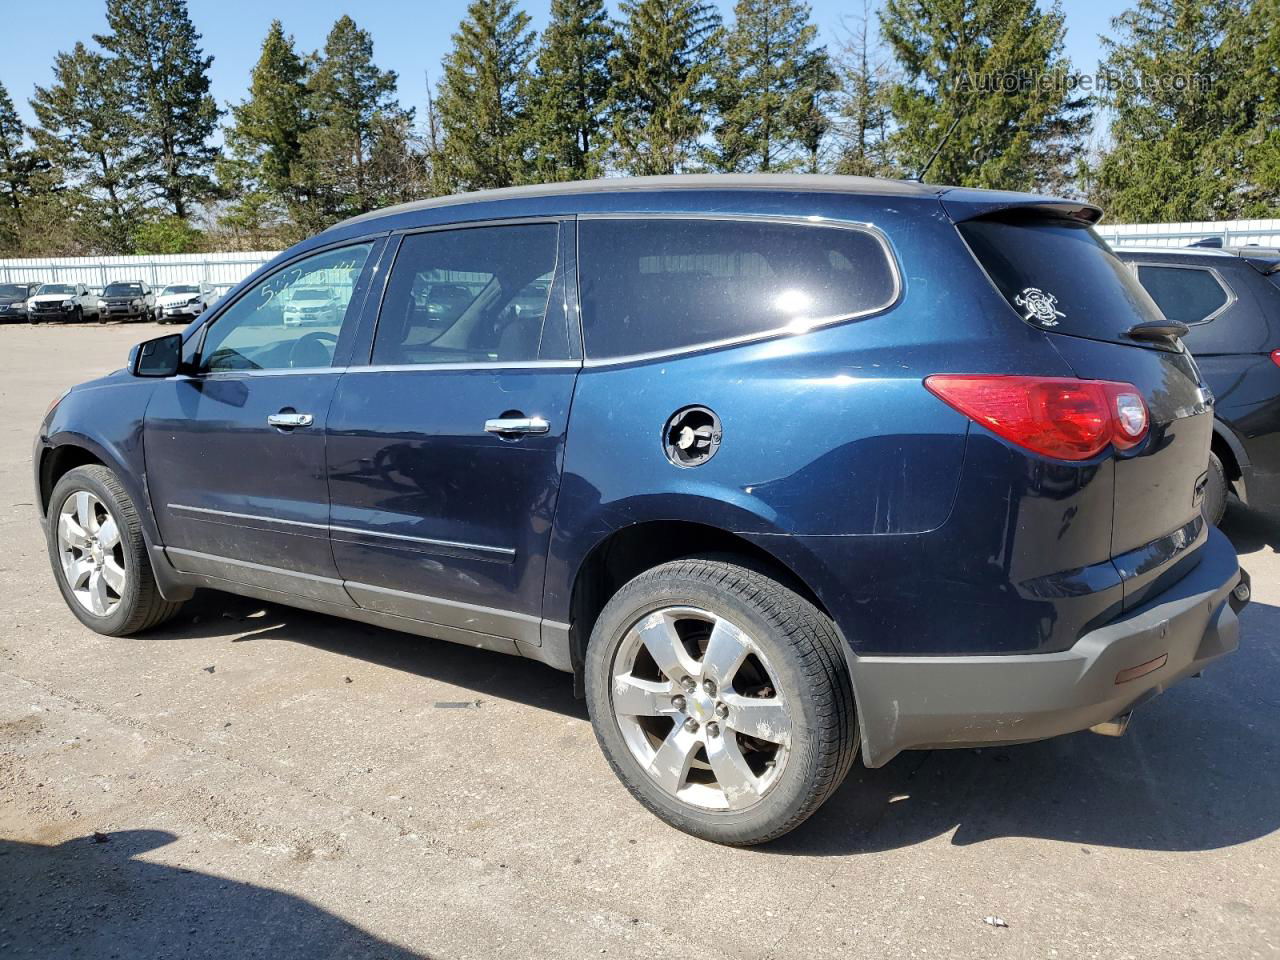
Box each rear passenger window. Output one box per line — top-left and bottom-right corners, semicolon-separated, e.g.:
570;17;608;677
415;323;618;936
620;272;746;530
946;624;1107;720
1135;265;1232;325
578;218;898;359
373;223;560;365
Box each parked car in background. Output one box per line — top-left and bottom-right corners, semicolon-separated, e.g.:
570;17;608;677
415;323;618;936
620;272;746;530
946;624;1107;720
97;281;156;322
155;283;215;324
0;282;37;321
34;176;1248;845
27;283;98;323
1115;245;1280;524
281;285;342;326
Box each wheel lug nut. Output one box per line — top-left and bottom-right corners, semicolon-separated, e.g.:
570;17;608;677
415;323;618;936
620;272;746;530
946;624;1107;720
684;718;699;733
671;695;686;711
681;676;696;693
707;722;720;738
703;679;716;696
715;703;729;719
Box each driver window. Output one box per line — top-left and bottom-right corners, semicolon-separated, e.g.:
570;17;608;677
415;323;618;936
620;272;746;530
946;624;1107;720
198;243;373;373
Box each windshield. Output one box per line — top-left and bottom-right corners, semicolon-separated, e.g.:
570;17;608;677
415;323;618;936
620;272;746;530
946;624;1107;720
36;284;74;296
162;285;198;295
0;284;29;299
104;283;143;297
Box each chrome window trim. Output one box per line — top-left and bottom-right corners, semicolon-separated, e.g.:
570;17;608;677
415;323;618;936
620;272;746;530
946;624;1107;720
574;212;903;367
1127;260;1237;326
168;503;515;558
343;360;580;374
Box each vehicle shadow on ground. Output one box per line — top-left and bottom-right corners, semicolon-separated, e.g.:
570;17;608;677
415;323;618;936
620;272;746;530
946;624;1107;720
775;597;1280;857
0;830;428;959
144;591;588;721
1221;499;1280;553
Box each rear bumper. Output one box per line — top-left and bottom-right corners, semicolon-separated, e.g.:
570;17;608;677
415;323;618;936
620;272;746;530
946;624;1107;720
853;526;1246;767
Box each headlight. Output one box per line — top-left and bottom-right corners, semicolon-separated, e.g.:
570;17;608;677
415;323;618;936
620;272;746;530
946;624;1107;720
188;297;201;305
97;299;107;309
61;299;73;308
131;299;141;308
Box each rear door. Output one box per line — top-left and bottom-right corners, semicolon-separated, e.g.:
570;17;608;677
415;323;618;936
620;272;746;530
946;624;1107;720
144;240;380;603
325;219;578;648
955;213;1213;607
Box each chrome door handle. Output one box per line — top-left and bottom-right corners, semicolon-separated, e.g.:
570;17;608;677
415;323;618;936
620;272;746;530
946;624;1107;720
267;412;314;428
484;416;550;435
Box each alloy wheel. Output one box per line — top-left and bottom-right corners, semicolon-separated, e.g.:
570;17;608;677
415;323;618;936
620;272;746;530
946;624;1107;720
57;491;126;617
610;606;792;811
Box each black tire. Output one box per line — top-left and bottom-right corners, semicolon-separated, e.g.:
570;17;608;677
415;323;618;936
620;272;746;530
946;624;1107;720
585;557;858;846
73;306;83;324
46;464;183;636
1202;451;1228;527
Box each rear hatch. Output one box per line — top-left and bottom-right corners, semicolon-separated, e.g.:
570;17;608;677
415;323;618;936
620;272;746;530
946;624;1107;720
951;202;1213;608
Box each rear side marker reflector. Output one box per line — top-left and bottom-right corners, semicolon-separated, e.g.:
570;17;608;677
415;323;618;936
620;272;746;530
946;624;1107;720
1115;653;1168;685
924;375;1150;461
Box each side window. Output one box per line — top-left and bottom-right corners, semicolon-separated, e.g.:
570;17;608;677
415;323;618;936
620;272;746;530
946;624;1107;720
372;223;560;366
198;243;373;373
1135;265;1231;325
578;218;898;359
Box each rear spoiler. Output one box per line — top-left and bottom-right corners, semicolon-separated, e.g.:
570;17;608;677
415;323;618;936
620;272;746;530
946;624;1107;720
940;189;1103;226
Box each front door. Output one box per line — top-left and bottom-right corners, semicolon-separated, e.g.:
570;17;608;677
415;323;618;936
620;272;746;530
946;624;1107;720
325;221;578;646
144;241;379;604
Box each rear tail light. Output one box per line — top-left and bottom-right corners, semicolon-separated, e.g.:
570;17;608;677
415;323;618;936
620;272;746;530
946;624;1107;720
924;375;1149;461
1271;349;1280;368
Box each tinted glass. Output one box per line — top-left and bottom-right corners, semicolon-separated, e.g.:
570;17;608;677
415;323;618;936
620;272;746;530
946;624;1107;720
198;243;372;372
373;223;559;365
104;283;143;296
578;218;897;359
1135;265;1230;325
38;285;74;295
0;284;28;298
958;216;1164;343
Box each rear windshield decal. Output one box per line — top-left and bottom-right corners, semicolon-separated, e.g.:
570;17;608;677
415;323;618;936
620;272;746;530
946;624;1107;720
1014;287;1065;327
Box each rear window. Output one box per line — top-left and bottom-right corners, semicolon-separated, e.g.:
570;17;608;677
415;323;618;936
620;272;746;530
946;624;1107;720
578;218;898;360
957;216;1163;342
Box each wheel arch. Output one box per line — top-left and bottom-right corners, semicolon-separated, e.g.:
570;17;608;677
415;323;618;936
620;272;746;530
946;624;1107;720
1211;418;1249;492
564;518;835;693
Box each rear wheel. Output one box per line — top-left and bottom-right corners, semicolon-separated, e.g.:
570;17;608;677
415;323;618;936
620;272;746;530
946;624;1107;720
46;465;183;636
585;558;857;845
1202;452;1227;527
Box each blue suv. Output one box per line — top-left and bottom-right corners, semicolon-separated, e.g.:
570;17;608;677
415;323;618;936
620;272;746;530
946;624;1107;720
34;175;1249;845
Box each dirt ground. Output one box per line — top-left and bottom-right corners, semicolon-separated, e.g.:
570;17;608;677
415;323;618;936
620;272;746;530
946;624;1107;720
1;320;1277;959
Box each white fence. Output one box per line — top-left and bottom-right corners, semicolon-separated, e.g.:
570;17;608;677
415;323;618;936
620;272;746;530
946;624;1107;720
2;217;1278;290
1097;219;1280;249
0;251;280;292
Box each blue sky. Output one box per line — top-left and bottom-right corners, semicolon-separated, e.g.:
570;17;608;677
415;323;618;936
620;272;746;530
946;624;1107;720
4;0;1117;126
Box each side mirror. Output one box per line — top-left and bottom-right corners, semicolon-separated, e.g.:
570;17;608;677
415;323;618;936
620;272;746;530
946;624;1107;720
129;332;183;377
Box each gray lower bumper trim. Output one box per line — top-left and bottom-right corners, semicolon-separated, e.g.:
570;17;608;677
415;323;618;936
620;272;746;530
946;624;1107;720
852;526;1243;767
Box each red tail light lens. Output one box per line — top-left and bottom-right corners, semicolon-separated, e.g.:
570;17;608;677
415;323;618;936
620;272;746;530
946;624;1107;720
1271;349;1280;368
924;375;1149;461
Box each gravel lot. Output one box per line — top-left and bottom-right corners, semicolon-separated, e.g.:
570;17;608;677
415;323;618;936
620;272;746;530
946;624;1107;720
1;321;1277;959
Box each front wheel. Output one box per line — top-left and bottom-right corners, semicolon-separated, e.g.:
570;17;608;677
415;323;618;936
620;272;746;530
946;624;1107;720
46;464;183;636
585;558;858;846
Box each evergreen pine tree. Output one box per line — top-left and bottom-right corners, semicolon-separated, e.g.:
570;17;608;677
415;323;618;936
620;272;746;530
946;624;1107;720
218;20;311;241
296;15;408;229
707;0;835;172
610;0;722;175
0;82;46;250
526;0;613;181
30;42;143;251
96;0;219;219
1236;0;1280;215
436;0;537;191
879;0;1089;191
